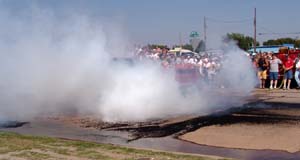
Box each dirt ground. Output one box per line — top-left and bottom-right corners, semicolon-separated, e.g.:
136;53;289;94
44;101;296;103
180;89;300;153
0;132;224;160
45;89;300;153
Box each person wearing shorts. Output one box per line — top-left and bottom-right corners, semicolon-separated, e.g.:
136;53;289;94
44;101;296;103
257;54;268;88
283;55;294;90
268;54;282;89
257;70;267;81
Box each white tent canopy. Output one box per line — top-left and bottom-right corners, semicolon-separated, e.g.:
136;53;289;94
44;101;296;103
168;47;193;53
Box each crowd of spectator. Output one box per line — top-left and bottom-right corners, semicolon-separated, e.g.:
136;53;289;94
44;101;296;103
134;46;300;90
253;52;300;90
134;46;223;82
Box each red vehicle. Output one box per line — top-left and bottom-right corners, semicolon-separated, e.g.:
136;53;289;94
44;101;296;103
174;63;201;95
277;47;300;63
175;63;200;84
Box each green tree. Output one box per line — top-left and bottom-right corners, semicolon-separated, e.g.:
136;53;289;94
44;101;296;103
225;33;259;51
182;44;193;51
295;39;300;48
263;38;296;46
147;44;168;50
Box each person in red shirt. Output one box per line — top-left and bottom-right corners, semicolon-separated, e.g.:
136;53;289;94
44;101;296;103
283;55;294;90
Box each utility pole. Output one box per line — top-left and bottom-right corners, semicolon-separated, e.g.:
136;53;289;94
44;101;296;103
179;32;182;48
254;8;257;53
204;16;207;43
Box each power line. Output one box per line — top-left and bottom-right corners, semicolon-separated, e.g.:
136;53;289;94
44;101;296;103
257;25;277;34
205;17;252;23
258;32;300;35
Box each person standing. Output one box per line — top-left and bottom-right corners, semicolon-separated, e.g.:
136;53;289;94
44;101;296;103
295;54;300;89
282;55;294;90
257;54;268;89
197;58;205;77
269;54;282;89
205;59;216;82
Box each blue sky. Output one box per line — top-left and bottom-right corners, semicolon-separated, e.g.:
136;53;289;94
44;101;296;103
1;0;300;47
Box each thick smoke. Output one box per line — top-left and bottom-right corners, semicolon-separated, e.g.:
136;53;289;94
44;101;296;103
0;6;257;122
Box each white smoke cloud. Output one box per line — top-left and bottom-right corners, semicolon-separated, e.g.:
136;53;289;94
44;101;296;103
0;5;257;122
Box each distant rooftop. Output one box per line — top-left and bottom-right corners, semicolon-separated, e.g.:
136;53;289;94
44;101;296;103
248;44;294;53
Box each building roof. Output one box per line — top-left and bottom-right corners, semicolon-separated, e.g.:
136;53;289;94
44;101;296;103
248;44;294;53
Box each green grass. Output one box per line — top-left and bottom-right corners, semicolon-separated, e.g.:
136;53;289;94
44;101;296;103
13;151;51;160
0;131;229;160
77;150;114;159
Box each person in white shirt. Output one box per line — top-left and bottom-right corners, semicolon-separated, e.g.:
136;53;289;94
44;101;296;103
188;57;196;64
205;60;216;81
268;54;282;89
197;59;204;77
183;56;189;64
